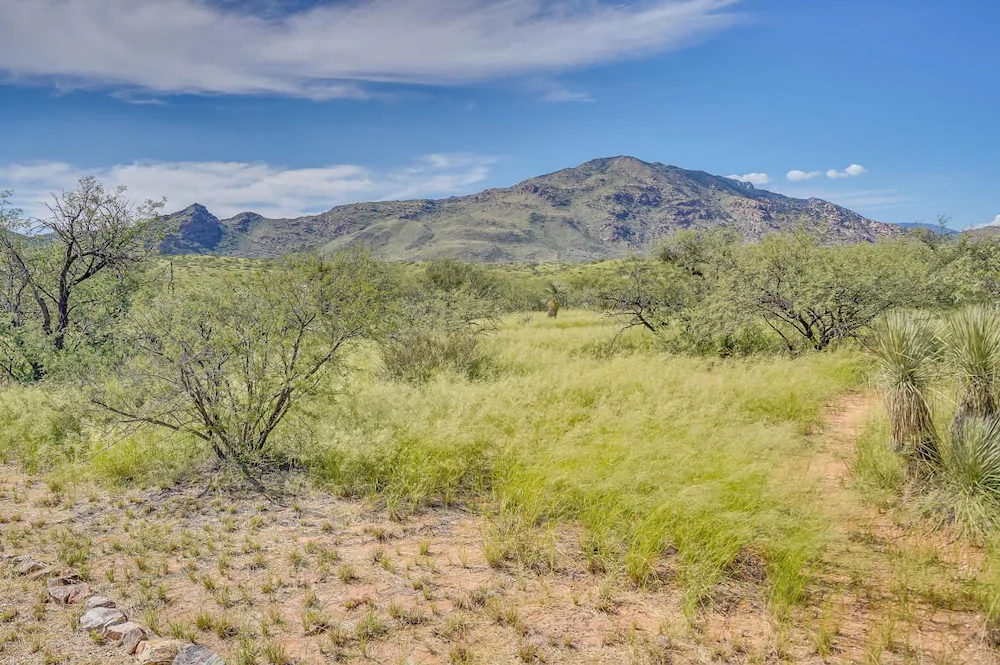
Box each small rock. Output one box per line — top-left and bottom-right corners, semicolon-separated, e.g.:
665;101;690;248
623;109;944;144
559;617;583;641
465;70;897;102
78;606;127;632
135;639;183;664
105;621;149;653
47;581;90;604
26;566;57;581
84;595;116;610
173;644;225;665
17;560;46;576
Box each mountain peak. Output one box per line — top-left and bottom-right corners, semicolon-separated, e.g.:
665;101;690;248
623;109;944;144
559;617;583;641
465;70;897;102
156;157;900;262
181;203;213;215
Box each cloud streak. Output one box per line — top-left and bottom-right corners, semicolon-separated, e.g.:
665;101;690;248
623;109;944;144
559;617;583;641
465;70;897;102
786;169;821;181
0;0;741;99
0;154;499;219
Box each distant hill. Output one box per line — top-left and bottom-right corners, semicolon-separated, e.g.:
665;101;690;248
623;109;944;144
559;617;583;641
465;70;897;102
892;222;960;235
962;225;1000;239
156;156;902;262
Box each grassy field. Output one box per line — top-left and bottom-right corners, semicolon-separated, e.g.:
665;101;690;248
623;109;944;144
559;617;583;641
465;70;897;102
3;310;1000;663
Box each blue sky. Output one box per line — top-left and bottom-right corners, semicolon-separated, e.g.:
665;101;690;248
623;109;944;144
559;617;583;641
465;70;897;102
0;0;997;228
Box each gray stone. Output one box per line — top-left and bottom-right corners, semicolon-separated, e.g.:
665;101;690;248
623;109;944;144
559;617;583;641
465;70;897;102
47;580;90;604
26;566;57;581
173;644;225;665
105;621;149;653
84;595;116;610
135;639;184;664
78;606;126;632
16;559;46;575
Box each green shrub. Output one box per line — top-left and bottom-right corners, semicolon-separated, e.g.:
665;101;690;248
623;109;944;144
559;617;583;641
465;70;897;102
380;329;499;383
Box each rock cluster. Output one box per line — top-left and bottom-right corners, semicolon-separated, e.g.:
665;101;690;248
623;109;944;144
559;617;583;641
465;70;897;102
4;552;226;664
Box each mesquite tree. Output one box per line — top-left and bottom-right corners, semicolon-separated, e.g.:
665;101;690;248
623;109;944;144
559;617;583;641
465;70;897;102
95;251;393;473
0;180;159;378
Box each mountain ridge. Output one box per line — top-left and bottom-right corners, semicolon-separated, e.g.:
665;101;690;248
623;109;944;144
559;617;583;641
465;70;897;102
156;156;902;262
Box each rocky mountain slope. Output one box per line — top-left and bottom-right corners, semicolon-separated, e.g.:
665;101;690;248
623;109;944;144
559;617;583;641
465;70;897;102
156;156;902;262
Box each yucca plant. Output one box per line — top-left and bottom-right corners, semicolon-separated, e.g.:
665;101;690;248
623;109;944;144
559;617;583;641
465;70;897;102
544;282;564;319
942;305;1000;429
929;416;1000;537
865;312;940;468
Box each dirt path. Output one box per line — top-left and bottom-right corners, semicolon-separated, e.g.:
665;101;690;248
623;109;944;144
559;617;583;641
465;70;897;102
799;393;997;665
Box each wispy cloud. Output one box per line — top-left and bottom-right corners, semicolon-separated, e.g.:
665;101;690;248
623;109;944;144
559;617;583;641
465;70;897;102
826;164;868;179
727;172;770;185
774;185;913;212
0;0;741;99
786;169;821;181
533;79;596;103
0;154;499;219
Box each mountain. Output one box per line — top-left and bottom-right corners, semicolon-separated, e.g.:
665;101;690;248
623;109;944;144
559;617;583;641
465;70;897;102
962;225;1000;239
156;156;902;262
891;222;959;235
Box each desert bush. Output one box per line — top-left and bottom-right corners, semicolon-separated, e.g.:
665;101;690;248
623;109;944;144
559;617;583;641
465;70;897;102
381;328;498;383
94;251;393;475
380;259;502;383
731;235;935;352
602;232;939;356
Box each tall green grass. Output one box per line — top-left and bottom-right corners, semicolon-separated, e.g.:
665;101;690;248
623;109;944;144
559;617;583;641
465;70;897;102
0;310;864;615
0;384;205;485
307;311;864;612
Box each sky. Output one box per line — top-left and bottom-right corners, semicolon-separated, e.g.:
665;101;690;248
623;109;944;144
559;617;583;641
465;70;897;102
0;0;997;229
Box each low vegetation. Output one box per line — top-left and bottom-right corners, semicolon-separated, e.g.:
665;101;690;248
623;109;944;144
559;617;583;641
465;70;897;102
4;179;1000;662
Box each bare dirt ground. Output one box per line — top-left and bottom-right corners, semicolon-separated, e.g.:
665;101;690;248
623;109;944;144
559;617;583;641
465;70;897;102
1;395;998;664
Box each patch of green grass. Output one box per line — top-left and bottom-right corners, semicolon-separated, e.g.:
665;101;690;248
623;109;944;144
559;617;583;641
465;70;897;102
851;413;904;503
308;311;864;611
2;309;865;617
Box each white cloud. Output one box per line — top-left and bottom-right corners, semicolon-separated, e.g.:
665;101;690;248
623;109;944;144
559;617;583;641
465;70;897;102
0;154;498;219
0;0;741;99
827;164;868;179
786;169;821;181
727;172;770;185
541;86;596;104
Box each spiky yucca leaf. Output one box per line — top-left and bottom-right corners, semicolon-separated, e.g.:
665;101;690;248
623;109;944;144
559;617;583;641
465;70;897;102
945;417;1000;497
943;305;1000;425
924;417;1000;538
865;312;940;467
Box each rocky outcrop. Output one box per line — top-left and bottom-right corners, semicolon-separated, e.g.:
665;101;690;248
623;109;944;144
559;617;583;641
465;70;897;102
3;551;225;665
